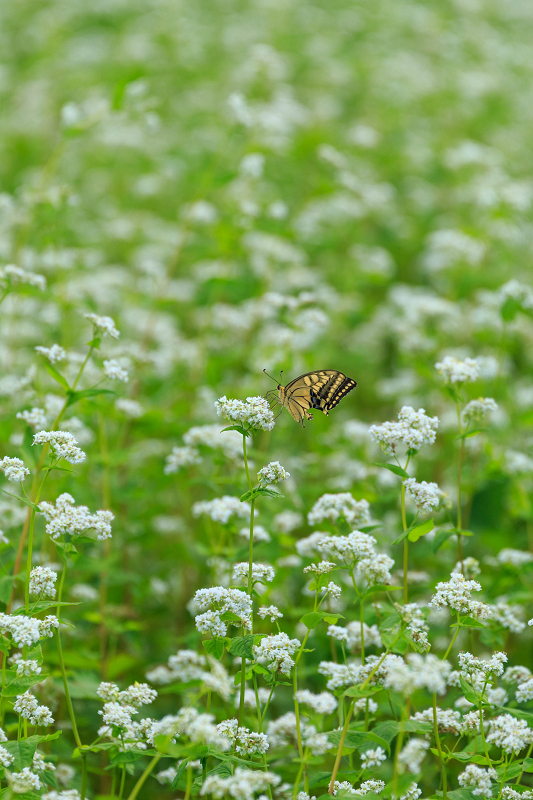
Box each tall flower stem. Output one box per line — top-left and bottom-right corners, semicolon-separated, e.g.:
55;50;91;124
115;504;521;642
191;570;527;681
293;665;309;797
126;753;162;800
239;432;255;728
400;469;409;604
432;693;447;800
455;400;465;567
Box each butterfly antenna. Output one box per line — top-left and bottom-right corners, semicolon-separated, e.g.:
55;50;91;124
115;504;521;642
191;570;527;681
263;368;279;384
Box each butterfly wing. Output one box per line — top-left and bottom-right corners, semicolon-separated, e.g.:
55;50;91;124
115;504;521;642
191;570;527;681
283;370;357;423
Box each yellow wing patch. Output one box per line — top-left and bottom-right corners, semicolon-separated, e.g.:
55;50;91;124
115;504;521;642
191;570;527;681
272;370;357;426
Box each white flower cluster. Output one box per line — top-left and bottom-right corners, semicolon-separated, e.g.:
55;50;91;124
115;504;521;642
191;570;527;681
42;792;81;800
398;739;430;774
35;344;66;363
0;613;58;647
164;446;202;473
496;548;533;568
16;659;42;677
13;691;54;726
318;530;376;562
385;653;452;696
429;572;491;619
0;745;14;768
435;356;480;384
233;562;275;584
498;279;533;311
257;461;289;486
267;711;329;755
183;424;242;459
462;397;498;422
33;431;86;464
16;407;48;431
334;779;385;796
369;406;439;455
84;313;120;339
215;395;275;431
7;767;42;793
216;719;269;755
295;689;337;715
29;566;58;598
307;492;370;527
412;707;462;734
192;496;251;524
39;493;114;541
303;561;336;576
0;456;30;482
516;677;533;703
360;747;387;769
458;765;497;798
253;632;301;675
487;713;533;754
458;651;508;680
200;767;280;800
0;264;46;290
327;622;382;652
403;478;446;513
258;605;282;621
103;359;129;382
193;586;252;636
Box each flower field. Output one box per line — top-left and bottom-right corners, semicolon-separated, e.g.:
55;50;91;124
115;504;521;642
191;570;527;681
1;0;533;798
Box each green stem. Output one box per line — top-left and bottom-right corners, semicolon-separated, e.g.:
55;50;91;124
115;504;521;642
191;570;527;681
184;765;193;800
126;753;162;800
455;401;465;567
432;693;447;800
400;460;409;603
248;499;255;596
119;765;126;799
243;435;253;493
442;621;461;661
515;742;533;785
55;627;82;748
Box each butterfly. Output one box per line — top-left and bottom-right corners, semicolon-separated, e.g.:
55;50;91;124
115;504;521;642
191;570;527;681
265;369;357;426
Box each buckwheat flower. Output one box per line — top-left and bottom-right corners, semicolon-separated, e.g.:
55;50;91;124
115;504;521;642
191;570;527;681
233;562;275;585
7;767;42;793
369;406;439;455
318;661;360;691
504;451;533;476
193;586;252;635
461;710;481;735
397;739;430;773
0;457;29;482
327;622;382;651
0;264;46;291
297;794;316;800
33;431;86;464
258;605;283;621
99;701;135;729
0;613;41;647
156;766;178;785
274;510;303;533
354;780;385;796
257;461;289;486
497;548;533;568
355;698;378;714
253;632;301;675
504;666;532;685
215;395;275;432
16;659;41;677
14;693;54;726
192;496;251;524
325;581;342;599
459;651;508;679
408;627;431;652
357;553;395;586
435;356;480;384
295;690;337;715
39;615;59;638
333;782;353;796
360;747;387;769
487;687;507;707
119;683;157;707
458;765;498;798
516;678;533;703
403;478;446;513
200;767;280;800
502;791;533;800
463;398;498;423
32;752;55;773
0;745;14;768
0;530;8;545
453;556;481;578
164;446;201;474
307;493;370;527
412;707;462;734
429;572;491;619
303;560;336;576
55;763;75;787
489;602;525;633
29;566;57;598
115;398;143;418
235;687;272;710
216;720;269;755
35;344;66;364
16;407;48;430
487;714;533;753
400;784;421;800
183;424;242;459
84;313;120;339
318;531;377;563
39;493;113;541
103;359;129;382
239;525;271;543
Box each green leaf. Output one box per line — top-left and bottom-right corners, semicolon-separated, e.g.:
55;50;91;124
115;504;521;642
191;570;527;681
2;674;48;696
299;610;344;629
373;462;410;479
451;616;485;629
365;732;391;756
459;676;480;705
228;634;255;659
202;638;225;660
1;739;38;770
408;518;434;542
86;336;101;349
44;363;70;391
455;429;487;440
172;759;190;789
0;575;16;604
240;487;284;502
110;750;147;765
432;529;455;552
363;584;401;597
220;425;251;438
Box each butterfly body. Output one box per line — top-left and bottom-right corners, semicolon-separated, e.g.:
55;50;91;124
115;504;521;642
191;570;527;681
267;369;357;426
